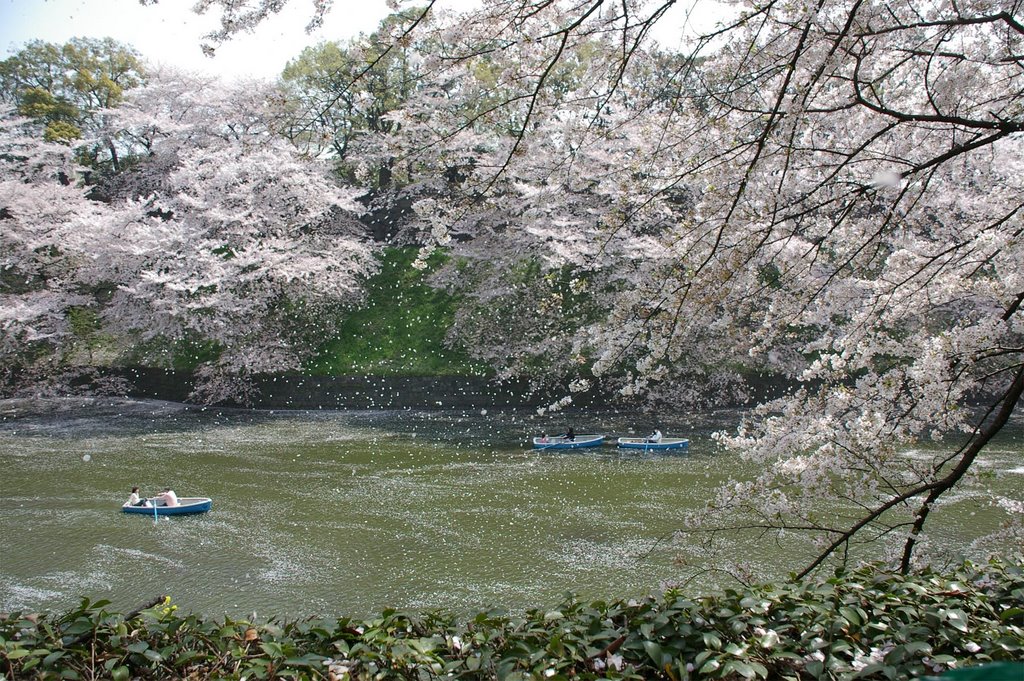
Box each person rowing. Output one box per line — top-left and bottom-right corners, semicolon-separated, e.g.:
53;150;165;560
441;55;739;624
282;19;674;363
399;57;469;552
152;487;179;507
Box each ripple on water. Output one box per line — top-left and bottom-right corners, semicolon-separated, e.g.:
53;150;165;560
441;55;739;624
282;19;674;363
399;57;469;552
95;545;186;569
543;536;672;573
1;583;66;611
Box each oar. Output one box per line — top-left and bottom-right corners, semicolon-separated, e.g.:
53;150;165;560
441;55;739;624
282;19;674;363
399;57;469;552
152;500;158;525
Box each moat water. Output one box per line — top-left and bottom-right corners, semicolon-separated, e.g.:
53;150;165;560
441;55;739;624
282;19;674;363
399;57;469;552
1;399;1020;619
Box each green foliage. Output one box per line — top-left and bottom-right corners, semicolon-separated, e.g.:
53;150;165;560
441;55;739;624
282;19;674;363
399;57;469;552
65;306;117;363
0;37;145;165
122;334;224;371
67;306;105;338
279;8;424;184
15;87;81;141
306;247;487;377
2;558;1021;680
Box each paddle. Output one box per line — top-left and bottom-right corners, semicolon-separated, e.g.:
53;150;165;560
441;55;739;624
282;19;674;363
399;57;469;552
152;500;158;525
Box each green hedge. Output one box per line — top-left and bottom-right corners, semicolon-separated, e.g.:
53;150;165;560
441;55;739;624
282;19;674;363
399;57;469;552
2;557;1022;680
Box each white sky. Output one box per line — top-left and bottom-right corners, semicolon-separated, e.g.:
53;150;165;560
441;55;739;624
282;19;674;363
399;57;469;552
0;0;715;81
0;0;399;80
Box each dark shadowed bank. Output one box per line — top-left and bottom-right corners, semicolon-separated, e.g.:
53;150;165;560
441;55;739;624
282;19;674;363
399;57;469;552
93;367;795;410
108;368;556;409
1;558;1021;680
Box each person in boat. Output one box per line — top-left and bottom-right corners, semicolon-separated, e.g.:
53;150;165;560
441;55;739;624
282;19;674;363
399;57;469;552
126;486;149;507
539;432;549;443
561;427;576;441
647;429;663;443
153;487;179;507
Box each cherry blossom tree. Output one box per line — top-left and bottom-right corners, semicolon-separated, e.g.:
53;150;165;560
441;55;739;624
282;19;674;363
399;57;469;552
354;14;731;397
450;0;1024;575
0;112;101;390
670;0;1024;577
99;68;378;402
1;69;377;403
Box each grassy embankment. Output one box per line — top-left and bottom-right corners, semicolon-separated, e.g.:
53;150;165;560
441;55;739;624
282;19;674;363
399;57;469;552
304;247;489;377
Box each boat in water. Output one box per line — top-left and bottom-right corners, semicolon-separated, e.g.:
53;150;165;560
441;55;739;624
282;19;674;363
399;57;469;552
617;437;689;451
532;435;605;449
122;497;212;516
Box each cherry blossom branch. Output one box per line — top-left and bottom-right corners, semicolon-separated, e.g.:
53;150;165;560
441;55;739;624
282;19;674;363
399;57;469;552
899;362;1024;572
794;362;1024;579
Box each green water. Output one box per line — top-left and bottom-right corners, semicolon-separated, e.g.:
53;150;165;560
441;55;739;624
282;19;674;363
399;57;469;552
1;399;1020;619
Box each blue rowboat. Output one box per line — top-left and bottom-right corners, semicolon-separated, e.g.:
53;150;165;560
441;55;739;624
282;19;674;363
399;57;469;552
122;497;212;516
617;437;689;451
533;435;604;449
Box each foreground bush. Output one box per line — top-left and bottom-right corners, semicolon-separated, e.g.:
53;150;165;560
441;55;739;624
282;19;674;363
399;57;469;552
2;557;1022;680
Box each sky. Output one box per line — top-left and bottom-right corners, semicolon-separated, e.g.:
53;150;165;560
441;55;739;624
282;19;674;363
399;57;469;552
0;0;401;80
0;0;709;82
